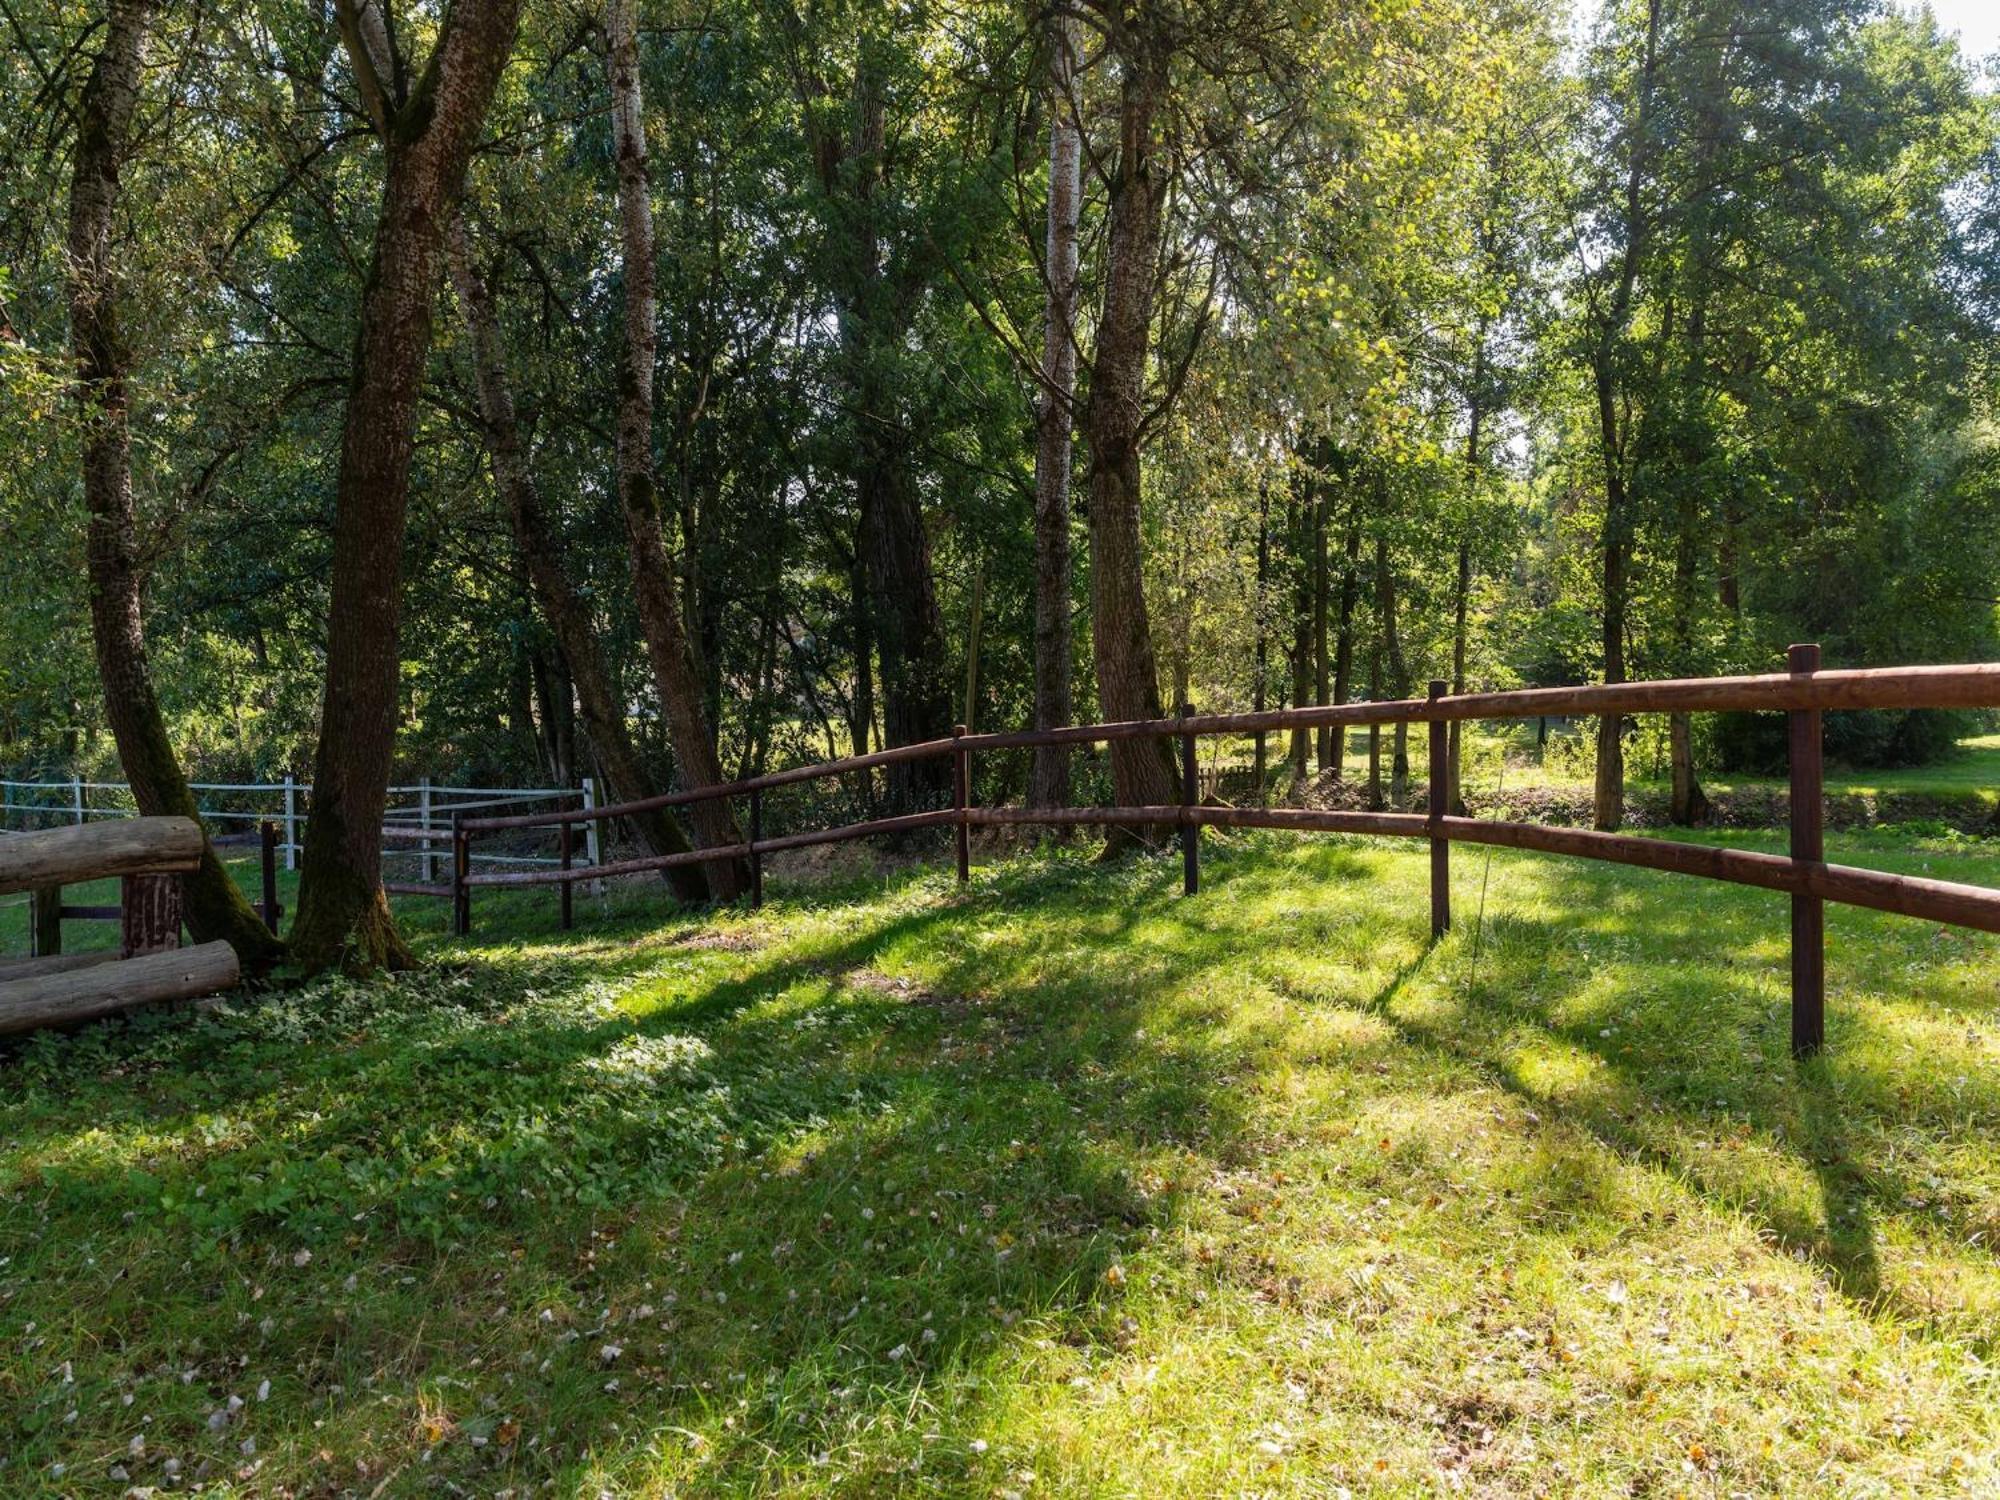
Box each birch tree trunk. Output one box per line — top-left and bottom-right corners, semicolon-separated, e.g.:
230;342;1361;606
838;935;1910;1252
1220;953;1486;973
67;0;283;973
290;0;528;973
603;0;747;900
1029;4;1082;809
445;221;708;900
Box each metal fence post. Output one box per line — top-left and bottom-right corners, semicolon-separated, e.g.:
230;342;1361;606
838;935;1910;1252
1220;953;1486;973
1789;643;1825;1058
418;776;435;885
581;777;602;895
1180;702;1199;896
283;773;298;871
952;727;970;885
749;786;764;909
71;775;84;827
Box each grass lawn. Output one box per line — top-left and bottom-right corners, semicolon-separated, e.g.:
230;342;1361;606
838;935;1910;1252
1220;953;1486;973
5;830;2000;1496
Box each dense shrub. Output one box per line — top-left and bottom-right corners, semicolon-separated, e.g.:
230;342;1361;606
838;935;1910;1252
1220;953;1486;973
1710;708;1981;774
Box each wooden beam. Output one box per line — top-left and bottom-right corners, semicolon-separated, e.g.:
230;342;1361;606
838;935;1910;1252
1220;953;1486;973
0;817;203;896
0;940;239;1038
0;950;122;982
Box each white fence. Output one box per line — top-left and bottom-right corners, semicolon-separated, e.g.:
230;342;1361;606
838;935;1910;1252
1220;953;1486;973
0;776;601;878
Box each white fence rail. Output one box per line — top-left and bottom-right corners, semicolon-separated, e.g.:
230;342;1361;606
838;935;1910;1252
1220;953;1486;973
0;776;602;875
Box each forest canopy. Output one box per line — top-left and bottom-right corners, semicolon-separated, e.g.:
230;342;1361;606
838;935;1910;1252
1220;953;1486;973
3;0;1997;969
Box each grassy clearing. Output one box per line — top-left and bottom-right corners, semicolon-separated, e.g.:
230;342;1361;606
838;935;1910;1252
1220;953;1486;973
1197;729;2000;808
4;831;2000;1497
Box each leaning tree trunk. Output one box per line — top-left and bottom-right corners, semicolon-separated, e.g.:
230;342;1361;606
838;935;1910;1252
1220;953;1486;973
291;0;527;973
1082;40;1176;822
604;0;747;900
67;0;282;973
445;220;707;900
1028;3;1082;810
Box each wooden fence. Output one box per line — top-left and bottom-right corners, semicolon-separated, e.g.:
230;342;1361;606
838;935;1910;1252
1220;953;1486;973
0;817;240;1035
456;647;2000;1059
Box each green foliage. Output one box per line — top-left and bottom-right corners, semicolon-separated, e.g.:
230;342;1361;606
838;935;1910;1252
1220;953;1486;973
6;837;2000;1491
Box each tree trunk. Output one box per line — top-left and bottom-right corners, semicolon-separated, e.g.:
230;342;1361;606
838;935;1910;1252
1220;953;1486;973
810;43;952;811
1029;4;1081;809
1377;537;1411;807
288;0;527;973
1331;503;1361;784
1251;479;1271;793
445;220;708;900
1447;359;1486;817
66;0;282;974
1587;0;1661;836
1287;475;1312;781
1082;37;1177;823
604;0;746;900
1311;465;1332;772
1366;626;1384;813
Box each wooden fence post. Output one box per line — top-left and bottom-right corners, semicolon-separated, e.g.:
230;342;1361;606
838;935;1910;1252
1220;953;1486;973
558;818;574;931
120;873;182;956
29;886;61;958
1180;702;1200;896
452;812;471;938
749;787;764;909
259;820;281;934
1789;643;1825;1057
953;726;971;885
1428;680;1450;939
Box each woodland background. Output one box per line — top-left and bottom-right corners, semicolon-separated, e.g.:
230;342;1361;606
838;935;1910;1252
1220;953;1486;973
3;0;1998;965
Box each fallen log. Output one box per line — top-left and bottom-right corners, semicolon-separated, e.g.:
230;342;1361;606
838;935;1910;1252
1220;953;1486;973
0;950;122;983
0;940;239;1038
0;816;202;896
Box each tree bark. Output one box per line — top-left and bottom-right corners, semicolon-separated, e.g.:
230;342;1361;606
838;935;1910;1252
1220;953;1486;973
1029;3;1081;809
603;0;747;900
445;220;708;900
1082;26;1176;822
1331;506;1360;783
1287;473;1312;781
1251;478;1271;793
1377;536;1411;807
67;0;283;973
1587;0;1662;836
1311;464;1332;772
291;0;528;973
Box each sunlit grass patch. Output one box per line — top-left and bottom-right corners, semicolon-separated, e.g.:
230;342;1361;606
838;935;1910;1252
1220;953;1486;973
5;833;2000;1495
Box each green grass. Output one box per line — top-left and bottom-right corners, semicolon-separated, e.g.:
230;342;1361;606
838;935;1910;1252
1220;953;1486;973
5;831;2000;1496
1466;729;2000;804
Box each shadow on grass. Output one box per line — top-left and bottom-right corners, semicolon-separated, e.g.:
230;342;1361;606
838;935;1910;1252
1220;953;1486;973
0;854;1286;1494
4;834;1996;1493
1334;849;1998;1332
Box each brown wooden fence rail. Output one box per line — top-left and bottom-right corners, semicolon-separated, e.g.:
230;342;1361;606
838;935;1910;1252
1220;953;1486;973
455;647;2000;1059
